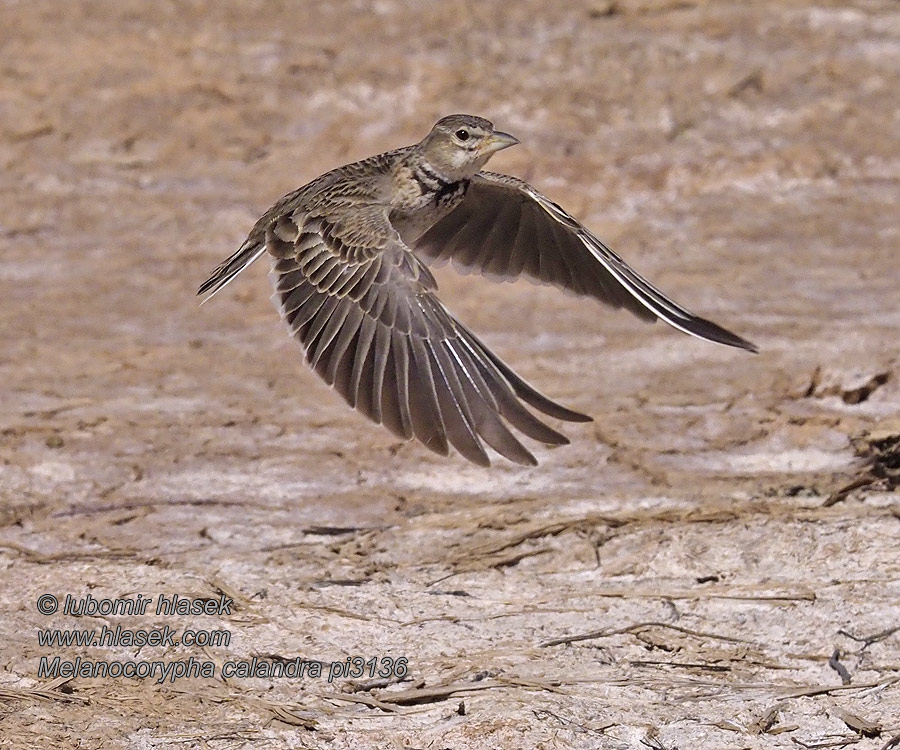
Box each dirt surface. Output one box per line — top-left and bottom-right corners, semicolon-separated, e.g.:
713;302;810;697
1;1;899;748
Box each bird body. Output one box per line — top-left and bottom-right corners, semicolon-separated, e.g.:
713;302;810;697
200;114;755;466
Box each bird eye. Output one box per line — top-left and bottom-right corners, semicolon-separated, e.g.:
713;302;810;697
455;129;470;141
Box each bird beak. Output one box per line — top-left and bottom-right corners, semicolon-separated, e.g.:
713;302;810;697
482;131;520;154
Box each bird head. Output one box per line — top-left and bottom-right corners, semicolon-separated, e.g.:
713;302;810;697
418;114;519;180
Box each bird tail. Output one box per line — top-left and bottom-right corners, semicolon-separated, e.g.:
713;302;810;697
197;237;267;304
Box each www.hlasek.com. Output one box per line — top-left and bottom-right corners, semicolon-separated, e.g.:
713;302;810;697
35;592;408;684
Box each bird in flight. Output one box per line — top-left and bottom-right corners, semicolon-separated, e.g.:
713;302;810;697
199;114;756;466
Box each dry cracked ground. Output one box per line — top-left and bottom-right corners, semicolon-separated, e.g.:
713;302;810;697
1;1;899;748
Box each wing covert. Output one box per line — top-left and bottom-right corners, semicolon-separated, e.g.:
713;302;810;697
412;172;757;352
268;204;590;466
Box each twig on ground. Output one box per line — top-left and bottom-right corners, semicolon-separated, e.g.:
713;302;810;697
791;736;861;749
640;728;672;750
828;649;852;685
533;708;615;736
630;660;731;672
780;678;897;699
832;707;881;738
838;626;900;652
0;541;135;563
330;676;562;709
541;620;747;648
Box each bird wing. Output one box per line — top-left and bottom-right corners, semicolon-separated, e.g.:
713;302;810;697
268;203;591;467
412;171;757;352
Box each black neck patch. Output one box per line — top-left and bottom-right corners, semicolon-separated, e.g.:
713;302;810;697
413;163;468;205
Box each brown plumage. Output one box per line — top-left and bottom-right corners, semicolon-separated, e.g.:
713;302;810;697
199;114;756;466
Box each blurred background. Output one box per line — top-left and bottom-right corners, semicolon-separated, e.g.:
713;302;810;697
2;1;898;747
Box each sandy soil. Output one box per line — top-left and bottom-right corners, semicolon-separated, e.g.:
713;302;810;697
1;1;899;748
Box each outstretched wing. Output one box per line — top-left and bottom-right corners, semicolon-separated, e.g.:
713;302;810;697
412;171;757;352
267;204;591;467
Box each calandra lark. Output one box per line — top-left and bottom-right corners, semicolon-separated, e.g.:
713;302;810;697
199;114;756;466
